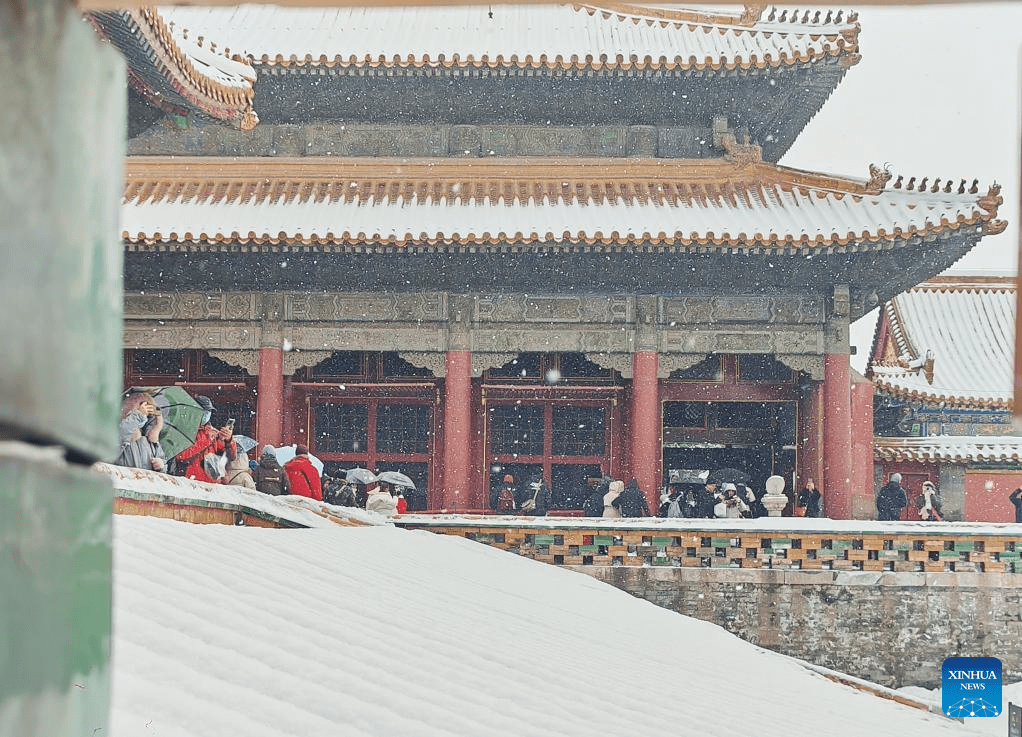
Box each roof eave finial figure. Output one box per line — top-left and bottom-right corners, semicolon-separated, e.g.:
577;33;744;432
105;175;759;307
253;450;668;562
864;163;892;195
739;4;767;25
976;183;1007;235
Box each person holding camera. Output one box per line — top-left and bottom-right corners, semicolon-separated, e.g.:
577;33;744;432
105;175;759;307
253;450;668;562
714;482;750;518
175;396;237;484
115;392;167;472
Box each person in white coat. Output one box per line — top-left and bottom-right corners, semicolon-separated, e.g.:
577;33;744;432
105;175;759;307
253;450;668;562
602;480;624;518
714;482;750;518
366;481;399;516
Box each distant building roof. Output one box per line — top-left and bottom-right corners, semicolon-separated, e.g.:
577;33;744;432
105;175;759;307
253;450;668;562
874;435;1022;464
90;3;860;134
868;276;1015;409
156;3;860;72
121;156;1004;252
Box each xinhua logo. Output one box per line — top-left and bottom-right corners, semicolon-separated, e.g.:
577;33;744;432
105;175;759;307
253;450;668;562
942;657;1002;717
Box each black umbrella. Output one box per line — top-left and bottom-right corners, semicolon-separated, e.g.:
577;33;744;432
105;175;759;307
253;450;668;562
707;467;750;486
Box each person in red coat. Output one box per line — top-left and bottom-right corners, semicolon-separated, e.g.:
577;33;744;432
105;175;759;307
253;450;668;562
283;444;322;501
175;396;237;484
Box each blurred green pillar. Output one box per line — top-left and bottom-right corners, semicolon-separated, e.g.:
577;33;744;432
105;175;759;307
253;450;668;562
0;0;124;732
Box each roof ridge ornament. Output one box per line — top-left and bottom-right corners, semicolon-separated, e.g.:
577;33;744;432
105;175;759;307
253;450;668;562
739;4;767;25
864;164;891;195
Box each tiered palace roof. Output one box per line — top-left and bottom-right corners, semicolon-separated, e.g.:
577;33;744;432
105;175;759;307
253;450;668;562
868;276;1015;410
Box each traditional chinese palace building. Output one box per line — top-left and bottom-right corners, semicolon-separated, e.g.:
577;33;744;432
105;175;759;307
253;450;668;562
868;275;1022;521
89;3;1005;516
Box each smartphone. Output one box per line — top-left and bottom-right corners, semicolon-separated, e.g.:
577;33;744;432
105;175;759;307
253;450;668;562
226;418;236;430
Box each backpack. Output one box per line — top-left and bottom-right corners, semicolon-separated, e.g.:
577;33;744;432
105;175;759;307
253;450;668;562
496;486;516;512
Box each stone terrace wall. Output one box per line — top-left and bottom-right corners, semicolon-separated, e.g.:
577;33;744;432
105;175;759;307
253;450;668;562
577;566;1021;689
395;517;1022;689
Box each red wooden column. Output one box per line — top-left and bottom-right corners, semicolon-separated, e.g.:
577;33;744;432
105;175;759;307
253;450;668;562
441;350;472;511
823;352;853;519
849;374;875;519
630;351;661;510
257;346;284;447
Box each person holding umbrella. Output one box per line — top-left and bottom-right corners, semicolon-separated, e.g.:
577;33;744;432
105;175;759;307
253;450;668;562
175;396;237;484
115;391;167;472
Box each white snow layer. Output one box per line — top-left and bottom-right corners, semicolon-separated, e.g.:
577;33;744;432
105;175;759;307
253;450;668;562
109;514;995;737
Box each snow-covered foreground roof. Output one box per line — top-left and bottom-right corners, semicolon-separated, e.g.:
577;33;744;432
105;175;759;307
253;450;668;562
111;513;991;737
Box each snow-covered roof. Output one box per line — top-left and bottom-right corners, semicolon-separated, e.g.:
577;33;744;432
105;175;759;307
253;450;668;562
121;156;1006;251
156;3;860;72
873;435;1022;464
110;513;989;737
868;276;1015;409
88;9;258;129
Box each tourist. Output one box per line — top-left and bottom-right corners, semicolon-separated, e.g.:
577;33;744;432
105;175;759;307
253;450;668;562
714;482;750;518
693;480;719;518
283;443;322;501
491;473;518;514
224;451;256;490
583;478;610;517
602;479;624;518
797;479;823;518
1009;488;1022;523
742;483;766;519
614;479;650;517
253;445;290;496
658;482;685;518
876;472;908;521
917;480;942;521
366;481;398;515
115;392;167;472
520;477;551;517
176;396;237;484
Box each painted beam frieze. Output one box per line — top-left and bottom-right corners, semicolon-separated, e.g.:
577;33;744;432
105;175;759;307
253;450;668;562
124;324;259;350
124;291;261;320
289;326;447;354
474;294;632;324
471;328;633;355
284;292;447;323
660;295;825;325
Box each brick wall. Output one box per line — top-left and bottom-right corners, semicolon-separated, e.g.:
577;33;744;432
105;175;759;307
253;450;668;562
576;566;1022;689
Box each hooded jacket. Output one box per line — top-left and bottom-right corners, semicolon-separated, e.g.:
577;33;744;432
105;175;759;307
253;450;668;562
614;479;650;517
253;449;290;496
284;454;322;501
876;481;908;521
225;452;256;490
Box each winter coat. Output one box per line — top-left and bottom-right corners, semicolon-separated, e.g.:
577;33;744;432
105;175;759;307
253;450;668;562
658;488;685;518
396;496;408;514
798;487;823;518
284;455;323;501
689;487;718;519
225;452;256;490
253;453;290;496
582;480;610;517
177;424;237;484
115;409;167;472
490;483;518;514
602;481;624;518
366;488;398;516
1010;489;1022;523
614;480;650;517
916;487;943;521
714;493;749;518
876;481;908;521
